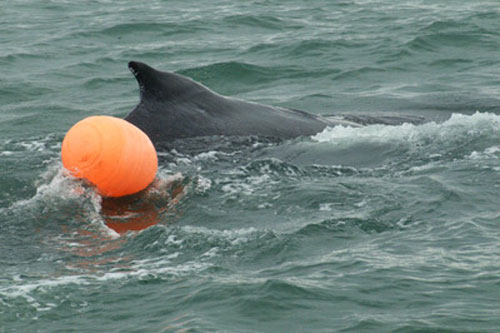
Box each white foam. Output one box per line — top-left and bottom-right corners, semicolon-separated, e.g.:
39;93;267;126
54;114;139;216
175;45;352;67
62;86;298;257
0;274;92;312
176;157;193;165
193;151;219;161
0;253;210;311
485;146;500;154
195;175;212;193
219;170;277;199
93;260;210;282
164;234;184;247
201;247;219;258
468;145;500;160
10;167;83;210
181;225;260;245
258;202;273;209
319;203;334;211
152;171;185;194
312;112;500;147
18;141;47;152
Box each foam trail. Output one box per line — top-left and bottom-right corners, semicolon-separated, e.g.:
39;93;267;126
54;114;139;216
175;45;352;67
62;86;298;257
312;112;500;146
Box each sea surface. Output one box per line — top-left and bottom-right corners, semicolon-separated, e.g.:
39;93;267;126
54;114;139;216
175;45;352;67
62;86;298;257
2;1;500;332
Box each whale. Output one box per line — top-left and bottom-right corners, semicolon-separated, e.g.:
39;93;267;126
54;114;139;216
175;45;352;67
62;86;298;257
124;61;427;148
124;61;358;145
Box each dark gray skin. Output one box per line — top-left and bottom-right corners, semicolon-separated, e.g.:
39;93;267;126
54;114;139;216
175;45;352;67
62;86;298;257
124;61;353;144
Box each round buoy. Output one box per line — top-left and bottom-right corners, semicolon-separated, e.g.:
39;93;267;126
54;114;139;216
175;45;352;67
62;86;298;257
61;116;158;197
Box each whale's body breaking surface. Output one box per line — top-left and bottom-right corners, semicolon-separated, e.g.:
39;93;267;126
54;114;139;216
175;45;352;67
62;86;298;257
124;62;427;148
124;61;352;145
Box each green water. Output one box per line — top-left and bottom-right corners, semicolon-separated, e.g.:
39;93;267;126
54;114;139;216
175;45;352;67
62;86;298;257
1;1;500;332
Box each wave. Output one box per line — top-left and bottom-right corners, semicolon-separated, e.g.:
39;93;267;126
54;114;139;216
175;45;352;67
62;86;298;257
312;111;500;149
222;14;302;30
178;61;303;94
98;22;203;37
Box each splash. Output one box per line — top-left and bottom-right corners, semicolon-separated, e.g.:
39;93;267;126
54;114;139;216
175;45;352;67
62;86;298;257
312;112;500;147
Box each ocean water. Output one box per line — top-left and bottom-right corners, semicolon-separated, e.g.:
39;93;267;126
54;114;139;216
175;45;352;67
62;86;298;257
1;0;500;332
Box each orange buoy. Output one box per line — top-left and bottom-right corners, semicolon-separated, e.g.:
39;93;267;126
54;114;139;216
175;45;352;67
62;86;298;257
61;116;158;197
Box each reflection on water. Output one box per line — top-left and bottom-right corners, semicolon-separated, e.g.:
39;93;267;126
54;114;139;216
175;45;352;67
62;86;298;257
55;174;187;275
101;175;186;234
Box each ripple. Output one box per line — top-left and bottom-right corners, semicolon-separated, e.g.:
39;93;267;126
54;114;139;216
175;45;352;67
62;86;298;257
223;14;303;30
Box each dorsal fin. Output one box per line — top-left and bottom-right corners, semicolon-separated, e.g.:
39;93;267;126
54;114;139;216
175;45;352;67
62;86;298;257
128;61;208;102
